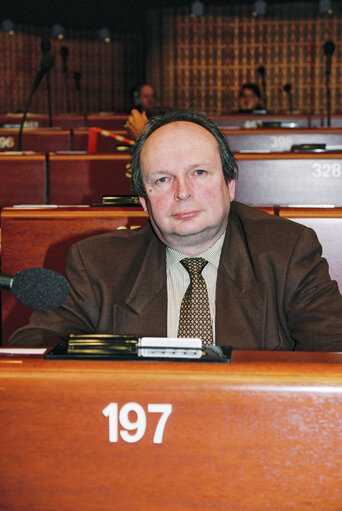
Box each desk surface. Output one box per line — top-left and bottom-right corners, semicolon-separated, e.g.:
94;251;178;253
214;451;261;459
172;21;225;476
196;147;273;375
0;350;341;510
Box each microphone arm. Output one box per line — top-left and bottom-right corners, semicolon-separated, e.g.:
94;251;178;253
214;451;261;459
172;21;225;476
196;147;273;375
18;53;54;151
61;46;71;114
46;70;53;128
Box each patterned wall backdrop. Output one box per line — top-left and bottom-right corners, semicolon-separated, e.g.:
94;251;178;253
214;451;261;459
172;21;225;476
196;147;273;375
146;3;342;115
0;27;143;114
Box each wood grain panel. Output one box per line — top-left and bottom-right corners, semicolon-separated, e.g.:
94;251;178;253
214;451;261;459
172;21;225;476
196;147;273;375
48;153;133;204
0;154;46;207
0;351;341;510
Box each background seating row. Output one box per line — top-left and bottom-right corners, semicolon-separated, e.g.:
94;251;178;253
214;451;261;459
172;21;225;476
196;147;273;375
1;152;342;209
2;112;342;130
1;126;342;153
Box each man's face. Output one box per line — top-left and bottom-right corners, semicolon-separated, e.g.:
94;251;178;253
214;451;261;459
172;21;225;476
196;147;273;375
139;121;235;255
239;87;261;111
139;85;156;110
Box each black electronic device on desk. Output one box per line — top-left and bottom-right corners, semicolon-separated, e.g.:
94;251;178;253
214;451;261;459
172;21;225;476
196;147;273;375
45;334;232;363
292;143;342;152
101;195;141;206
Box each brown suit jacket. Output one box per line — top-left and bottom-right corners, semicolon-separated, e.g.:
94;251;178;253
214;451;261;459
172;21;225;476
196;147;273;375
9;202;342;350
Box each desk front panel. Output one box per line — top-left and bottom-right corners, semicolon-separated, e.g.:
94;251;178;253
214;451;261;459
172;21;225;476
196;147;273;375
224;128;342;152
0;352;341;510
0;154;47;207
234;152;342;206
86;114;128;130
0;129;71;153
48;153;132;204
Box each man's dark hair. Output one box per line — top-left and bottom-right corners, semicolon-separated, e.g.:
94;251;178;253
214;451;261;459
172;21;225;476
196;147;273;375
131;109;238;197
239;83;262;99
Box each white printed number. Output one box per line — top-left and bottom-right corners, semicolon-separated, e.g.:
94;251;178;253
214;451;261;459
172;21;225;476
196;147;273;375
102;402;172;444
0;137;15;149
270;135;293;150
312;163;342;178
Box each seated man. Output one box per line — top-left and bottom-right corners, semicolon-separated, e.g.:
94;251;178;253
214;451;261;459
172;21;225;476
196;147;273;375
9;110;342;350
125;84;157;140
238;83;264;113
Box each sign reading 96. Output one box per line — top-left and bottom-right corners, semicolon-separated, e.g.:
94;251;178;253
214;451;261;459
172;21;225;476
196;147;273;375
102;403;172;444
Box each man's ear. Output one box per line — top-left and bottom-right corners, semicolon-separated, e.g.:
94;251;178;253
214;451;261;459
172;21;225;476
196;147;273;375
139;196;149;214
228;179;236;201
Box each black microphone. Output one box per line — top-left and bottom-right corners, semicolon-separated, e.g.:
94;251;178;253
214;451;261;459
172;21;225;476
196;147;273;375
0;268;69;310
257;65;267;108
283;83;293;113
323;40;335;75
257;65;266;77
41;37;51;53
323;41;335;127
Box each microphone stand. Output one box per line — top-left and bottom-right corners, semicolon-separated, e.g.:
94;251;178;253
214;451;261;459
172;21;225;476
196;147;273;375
18;54;54;151
46;70;53;127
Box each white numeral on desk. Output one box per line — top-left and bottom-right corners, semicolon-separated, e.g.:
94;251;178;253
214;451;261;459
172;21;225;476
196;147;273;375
312;163;342;178
270;135;293;149
102;402;172;444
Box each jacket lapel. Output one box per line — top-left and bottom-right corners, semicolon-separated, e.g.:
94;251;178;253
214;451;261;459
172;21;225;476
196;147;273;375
113;227;168;337
216;212;267;349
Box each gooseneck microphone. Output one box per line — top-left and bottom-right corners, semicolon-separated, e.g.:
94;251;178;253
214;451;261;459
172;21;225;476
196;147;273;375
40;37;54;127
0;268;69;310
73;71;84;116
61;46;71;113
283;83;293;114
18;52;55;150
323;41;335;127
257;65;267;109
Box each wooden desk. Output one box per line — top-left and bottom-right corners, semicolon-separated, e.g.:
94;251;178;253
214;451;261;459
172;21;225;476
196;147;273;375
0;128;71;153
212;113;310;129
1;206;148;343
278;207;342;292
0;153;47;207
0;113;49;128
224;128;342;152
234;152;342;206
48;153;132;204
0;350;341;510
86;113;128;130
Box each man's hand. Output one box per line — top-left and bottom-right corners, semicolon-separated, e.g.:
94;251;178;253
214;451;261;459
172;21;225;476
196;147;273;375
125;109;149;140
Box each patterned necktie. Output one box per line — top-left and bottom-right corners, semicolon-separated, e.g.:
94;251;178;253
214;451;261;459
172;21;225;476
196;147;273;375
177;257;213;346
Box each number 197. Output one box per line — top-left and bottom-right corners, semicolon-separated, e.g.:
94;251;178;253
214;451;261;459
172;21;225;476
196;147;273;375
102;402;172;444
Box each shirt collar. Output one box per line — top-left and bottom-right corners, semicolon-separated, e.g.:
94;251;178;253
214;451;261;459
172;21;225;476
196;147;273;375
166;231;226;271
